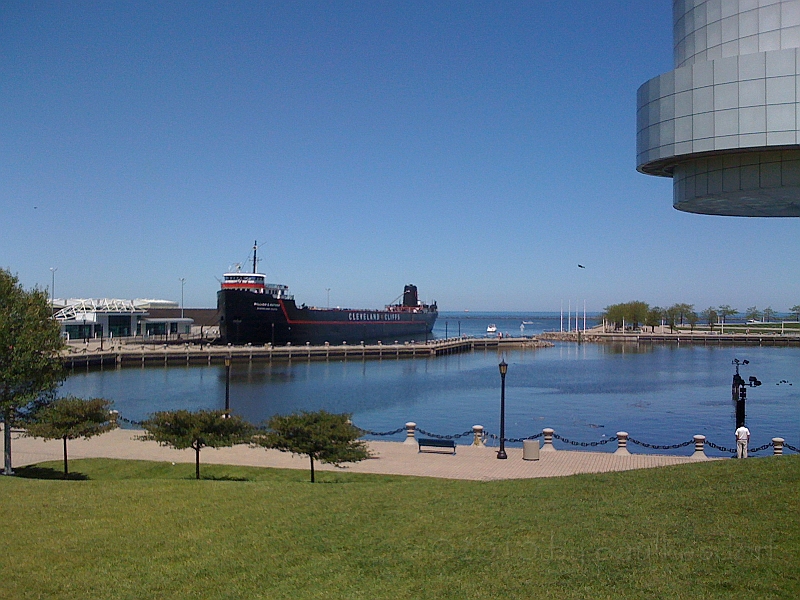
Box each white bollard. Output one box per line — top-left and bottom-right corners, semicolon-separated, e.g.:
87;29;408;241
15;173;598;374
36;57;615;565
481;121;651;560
403;422;417;445
541;428;556;452
691;435;708;459
773;437;785;456
472;425;485;447
615;431;630;455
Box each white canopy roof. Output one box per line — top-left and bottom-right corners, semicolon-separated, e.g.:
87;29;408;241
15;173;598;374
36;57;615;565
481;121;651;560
54;298;149;320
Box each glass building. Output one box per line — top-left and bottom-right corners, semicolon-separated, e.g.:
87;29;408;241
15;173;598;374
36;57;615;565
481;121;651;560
638;0;800;216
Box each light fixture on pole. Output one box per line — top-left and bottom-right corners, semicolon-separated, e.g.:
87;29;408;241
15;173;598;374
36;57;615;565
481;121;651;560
497;358;508;459
731;358;761;428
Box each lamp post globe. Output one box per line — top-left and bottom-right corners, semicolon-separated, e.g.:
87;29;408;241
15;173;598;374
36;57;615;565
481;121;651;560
497;359;508;459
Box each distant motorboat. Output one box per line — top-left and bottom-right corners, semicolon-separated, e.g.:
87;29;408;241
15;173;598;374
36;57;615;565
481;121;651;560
486;324;497;333
522;321;534;325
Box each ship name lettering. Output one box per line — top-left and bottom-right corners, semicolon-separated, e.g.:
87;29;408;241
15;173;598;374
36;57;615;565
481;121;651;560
348;312;401;322
254;302;279;311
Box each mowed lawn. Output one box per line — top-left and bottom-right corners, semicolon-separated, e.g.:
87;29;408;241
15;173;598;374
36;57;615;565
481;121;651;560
1;456;798;599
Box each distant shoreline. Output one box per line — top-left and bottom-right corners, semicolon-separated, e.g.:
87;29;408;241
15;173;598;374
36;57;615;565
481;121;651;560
541;327;800;346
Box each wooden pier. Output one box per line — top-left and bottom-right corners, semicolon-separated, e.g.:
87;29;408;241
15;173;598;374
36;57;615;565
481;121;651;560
61;337;552;370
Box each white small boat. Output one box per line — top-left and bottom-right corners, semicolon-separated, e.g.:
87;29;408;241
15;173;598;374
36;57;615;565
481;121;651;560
486;324;497;333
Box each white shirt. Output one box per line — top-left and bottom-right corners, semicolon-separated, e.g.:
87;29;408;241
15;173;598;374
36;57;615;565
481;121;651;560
735;426;750;441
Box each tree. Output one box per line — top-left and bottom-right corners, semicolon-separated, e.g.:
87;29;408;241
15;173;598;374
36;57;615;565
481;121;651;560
718;305;737;326
745;306;761;322
628;301;649;331
762;306;775;323
257;410;369;482
686;309;699;331
790;305;800;321
645;306;663;332
665;305;680;333
0;268;65;475
23;396;117;474
603;304;625;331
675;303;695;325
140;409;253;479
717;305;737;333
701;307;718;331
602;301;649;331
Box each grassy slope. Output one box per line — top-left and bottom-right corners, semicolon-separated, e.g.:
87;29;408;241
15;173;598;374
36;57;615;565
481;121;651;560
1;457;798;599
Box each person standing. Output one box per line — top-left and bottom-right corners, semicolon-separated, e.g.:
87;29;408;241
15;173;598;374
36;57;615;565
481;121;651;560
735;424;751;459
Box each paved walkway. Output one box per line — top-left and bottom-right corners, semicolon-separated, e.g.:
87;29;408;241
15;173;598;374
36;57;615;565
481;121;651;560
7;428;710;481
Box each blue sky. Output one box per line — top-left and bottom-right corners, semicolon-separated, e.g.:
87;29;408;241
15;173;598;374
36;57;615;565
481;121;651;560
2;1;798;313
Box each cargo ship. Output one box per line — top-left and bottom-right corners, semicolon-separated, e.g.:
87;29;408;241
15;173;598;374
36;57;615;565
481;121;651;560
217;245;437;346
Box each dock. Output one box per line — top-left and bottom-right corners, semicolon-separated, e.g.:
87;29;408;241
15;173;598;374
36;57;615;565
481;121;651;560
540;330;800;346
61;336;553;369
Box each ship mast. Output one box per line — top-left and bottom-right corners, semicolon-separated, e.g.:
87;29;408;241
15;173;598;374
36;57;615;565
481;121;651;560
252;240;258;274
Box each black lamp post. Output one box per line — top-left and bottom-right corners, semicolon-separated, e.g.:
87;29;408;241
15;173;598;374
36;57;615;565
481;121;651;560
224;357;231;417
497;359;508;459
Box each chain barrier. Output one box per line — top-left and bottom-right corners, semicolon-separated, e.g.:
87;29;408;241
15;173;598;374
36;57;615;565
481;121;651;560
506;432;544;443
749;443;773;454
484;431;544;443
354;426;406;437
705;440;735;454
552;433;618;447
483;432;544;444
706;440;774;455
416;427;474;440
628;437;694;450
106;413;800;455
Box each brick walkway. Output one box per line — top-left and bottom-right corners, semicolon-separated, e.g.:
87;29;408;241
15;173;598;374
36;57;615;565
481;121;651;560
7;428;709;481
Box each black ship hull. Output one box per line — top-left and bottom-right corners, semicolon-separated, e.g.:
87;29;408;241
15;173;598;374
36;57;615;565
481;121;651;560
218;289;438;346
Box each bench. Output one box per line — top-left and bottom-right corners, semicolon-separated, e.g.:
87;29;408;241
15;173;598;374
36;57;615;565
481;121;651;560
418;438;456;454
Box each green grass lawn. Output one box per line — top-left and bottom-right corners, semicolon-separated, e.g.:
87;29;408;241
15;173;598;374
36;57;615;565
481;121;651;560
2;457;799;599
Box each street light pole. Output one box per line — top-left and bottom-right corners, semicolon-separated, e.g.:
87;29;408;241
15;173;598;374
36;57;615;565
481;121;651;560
179;278;186;319
497;359;508;459
224;357;231;417
49;267;57;313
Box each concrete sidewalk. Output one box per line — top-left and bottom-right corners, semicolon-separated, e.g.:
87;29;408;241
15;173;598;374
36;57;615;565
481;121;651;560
6;428;708;481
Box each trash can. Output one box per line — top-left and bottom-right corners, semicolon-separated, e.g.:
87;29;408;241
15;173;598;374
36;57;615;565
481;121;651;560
523;439;540;461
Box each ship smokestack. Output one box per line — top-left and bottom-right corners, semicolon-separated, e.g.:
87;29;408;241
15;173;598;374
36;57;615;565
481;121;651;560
402;284;418;307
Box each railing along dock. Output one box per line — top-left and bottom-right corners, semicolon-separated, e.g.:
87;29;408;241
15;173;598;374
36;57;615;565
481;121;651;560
61;336;551;369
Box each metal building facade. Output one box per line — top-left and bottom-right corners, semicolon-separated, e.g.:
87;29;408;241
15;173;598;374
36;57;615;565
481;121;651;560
638;0;800;216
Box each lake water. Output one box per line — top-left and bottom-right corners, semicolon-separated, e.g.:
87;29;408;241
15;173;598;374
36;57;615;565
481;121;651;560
60;313;800;456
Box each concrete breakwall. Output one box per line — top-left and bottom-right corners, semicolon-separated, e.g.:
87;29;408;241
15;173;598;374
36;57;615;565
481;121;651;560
62;337;554;369
540;331;800;346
